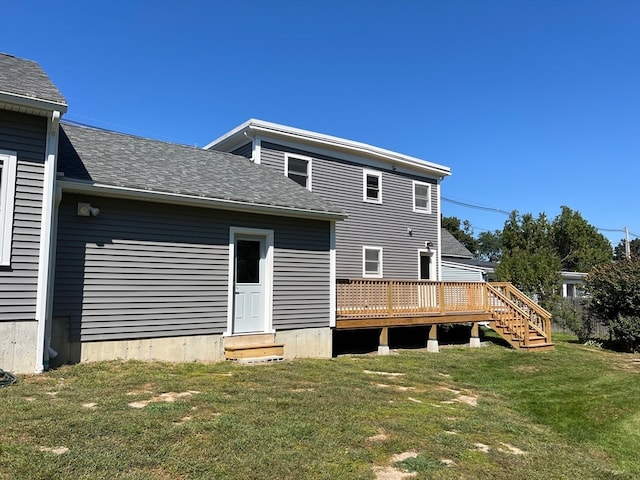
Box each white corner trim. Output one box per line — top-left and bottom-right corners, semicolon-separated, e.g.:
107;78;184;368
362;169;382;204
436;182;443;281
329;221;336;328
0;150;17;266
226;227;275;335
252;137;262;164
34;110;61;373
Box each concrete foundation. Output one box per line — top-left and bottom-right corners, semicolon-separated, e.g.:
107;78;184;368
0;321;39;374
470;337;481;348
50;327;332;367
275;327;332;359
426;339;440;353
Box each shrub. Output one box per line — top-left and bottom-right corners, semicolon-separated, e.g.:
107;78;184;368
608;315;640;353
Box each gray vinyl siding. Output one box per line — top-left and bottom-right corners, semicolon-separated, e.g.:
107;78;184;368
53;194;330;342
230;142;252;159
261;142;439;279
0;110;46;322
442;263;484;282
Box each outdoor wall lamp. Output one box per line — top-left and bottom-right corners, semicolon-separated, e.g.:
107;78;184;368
77;202;100;217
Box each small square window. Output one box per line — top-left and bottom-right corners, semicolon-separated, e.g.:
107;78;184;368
363;170;382;203
413;181;431;213
285;154;312;190
363;246;383;277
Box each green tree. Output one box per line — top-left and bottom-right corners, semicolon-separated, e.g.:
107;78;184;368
495;211;561;307
552;206;612;272
476;229;503;262
586;259;640;351
441;216;478;254
614;238;640;260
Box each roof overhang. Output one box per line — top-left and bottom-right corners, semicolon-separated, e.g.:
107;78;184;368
0;90;67;116
58;178;348;222
206;119;451;179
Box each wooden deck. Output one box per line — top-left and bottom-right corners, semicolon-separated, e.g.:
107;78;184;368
336;279;553;351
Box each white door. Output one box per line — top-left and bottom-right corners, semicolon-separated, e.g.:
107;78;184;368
233;236;265;333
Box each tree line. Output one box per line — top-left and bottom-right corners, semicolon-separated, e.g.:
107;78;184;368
443;207;640;351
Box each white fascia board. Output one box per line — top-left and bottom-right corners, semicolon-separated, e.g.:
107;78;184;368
561;271;588;280
0;91;67;115
207;119;451;179
57;179;347;221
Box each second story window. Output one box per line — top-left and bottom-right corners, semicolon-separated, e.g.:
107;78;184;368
0;150;18;266
285;154;312;190
363;169;382;203
413;181;432;213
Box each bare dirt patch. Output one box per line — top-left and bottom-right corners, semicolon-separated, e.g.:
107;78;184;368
364;370;406;377
499;442;526;455
39;446;69;455
82;402;97;409
367;430;389;442
128;391;201;409
472;443;490;453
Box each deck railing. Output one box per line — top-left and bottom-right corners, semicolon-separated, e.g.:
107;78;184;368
336;279;486;318
336;279;552;346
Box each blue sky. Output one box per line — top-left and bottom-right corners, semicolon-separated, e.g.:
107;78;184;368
4;1;638;246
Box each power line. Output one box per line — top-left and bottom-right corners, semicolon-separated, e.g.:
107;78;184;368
442;196;636;238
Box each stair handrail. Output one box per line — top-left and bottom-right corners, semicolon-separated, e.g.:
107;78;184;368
484;283;531;342
488;282;552;342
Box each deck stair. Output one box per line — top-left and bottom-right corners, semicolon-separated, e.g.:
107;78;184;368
224;333;284;361
486;283;554;351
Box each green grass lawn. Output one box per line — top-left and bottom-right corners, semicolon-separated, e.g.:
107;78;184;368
1;332;639;479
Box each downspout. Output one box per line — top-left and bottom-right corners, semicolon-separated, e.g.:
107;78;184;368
34;110;61;373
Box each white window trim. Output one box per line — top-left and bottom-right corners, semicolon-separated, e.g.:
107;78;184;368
413;180;432;214
284;153;313;191
362;169;382;204
0;150;18;266
363;246;383;278
226;226;275;336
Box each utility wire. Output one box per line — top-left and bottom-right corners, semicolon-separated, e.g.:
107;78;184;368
442;196;636;238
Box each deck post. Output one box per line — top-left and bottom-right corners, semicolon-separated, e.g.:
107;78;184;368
427;325;439;353
470;322;481;348
378;327;390;355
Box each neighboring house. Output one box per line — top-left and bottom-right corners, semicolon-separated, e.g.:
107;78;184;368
440;228;492;282
1;53;346;373
561;271;587;298
206;119;451;283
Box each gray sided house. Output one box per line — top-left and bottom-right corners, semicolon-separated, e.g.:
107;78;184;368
52;124;345;366
0;53;67;373
440;229;491;282
206;120;452;282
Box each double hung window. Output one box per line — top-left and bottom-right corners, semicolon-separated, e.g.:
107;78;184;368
363;246;383;278
285;154;312;190
413;181;431;213
363;169;382;203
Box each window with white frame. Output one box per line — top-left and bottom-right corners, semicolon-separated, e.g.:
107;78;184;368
363;246;383;278
0;150;18;266
363;169;382;203
413;181;431;213
285;153;312;190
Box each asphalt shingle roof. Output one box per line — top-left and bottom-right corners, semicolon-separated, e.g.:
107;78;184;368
441;228;474;258
0;53;66;105
57;123;344;217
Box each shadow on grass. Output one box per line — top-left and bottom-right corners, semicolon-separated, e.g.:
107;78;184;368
333;324;499;356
